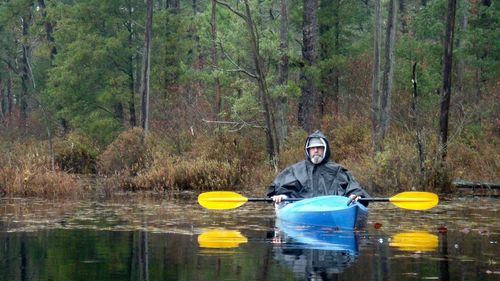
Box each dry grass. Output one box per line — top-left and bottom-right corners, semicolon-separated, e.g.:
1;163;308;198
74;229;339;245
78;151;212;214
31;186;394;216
0;115;497;197
0;141;79;197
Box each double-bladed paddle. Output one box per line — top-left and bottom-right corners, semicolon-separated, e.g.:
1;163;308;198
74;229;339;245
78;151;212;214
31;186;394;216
198;191;439;211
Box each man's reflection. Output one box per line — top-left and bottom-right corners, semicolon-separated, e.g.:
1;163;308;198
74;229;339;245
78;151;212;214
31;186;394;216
270;222;360;280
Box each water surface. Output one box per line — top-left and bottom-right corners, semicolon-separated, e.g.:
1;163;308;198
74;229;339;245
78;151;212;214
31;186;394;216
0;194;498;280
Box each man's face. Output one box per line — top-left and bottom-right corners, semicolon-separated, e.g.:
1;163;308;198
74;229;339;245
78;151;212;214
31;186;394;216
308;146;324;164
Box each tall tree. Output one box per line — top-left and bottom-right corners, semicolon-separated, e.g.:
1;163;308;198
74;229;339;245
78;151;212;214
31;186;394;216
217;0;279;160
371;0;382;152
126;0;137;127
242;0;278;159
46;0;143;144
141;0;153;135
373;0;398;152
438;0;457;165
276;0;289;144
211;0;222;117
19;4;34;130
411;62;426;185
298;0;319;132
37;0;57;63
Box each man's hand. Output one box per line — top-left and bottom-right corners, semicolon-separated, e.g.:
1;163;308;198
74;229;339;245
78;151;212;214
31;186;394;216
347;194;361;206
348;194;361;202
271;194;288;203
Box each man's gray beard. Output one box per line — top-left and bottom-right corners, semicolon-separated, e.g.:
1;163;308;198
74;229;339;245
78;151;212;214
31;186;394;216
311;155;323;164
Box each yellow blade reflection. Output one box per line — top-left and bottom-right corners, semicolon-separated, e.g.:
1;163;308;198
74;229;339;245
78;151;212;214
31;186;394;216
390;231;438;252
198;229;248;249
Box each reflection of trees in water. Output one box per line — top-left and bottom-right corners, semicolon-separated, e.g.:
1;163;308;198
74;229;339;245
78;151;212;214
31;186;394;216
439;233;449;281
20;233;29;281
130;223;149;281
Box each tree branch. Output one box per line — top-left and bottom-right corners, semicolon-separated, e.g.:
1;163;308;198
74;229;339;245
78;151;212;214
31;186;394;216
216;0;247;20
202;118;265;132
218;41;257;79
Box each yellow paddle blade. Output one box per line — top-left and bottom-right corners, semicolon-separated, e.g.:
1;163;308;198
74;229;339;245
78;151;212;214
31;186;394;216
389;191;439;210
198;191;249;210
390;231;438;252
198;229;248;248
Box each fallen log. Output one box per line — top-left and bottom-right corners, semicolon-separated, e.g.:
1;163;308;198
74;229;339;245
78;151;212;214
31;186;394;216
452;180;500;189
453;180;500;196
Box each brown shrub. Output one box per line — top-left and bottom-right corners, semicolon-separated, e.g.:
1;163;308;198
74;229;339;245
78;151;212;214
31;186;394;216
124;157;241;191
192;131;267;167
327;116;372;163
448;131;500;182
54;132;99;173
98;127;149;175
278;129;308;169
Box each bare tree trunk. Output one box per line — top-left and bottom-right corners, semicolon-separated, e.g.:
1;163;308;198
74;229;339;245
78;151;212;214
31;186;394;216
379;0;398;146
276;0;289;144
20;9;34;130
127;0;137;127
438;0;457;191
141;0;153;135
371;0;382;152
456;5;468;97
399;0;408;34
298;0;319;133
7;76;13;115
0;78;3;118
128;56;137;127
319;0;340;117
411;62;426;186
37;0;57;62
211;0;222;117
332;16;340;116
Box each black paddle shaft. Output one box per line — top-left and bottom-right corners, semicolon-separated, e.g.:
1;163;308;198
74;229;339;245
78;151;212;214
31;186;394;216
249;197;387;203
247;198;302;202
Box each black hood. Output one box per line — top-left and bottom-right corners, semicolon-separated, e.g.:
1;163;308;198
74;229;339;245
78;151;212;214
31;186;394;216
304;130;330;164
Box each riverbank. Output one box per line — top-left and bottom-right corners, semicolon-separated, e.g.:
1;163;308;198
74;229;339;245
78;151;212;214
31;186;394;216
1;119;498;198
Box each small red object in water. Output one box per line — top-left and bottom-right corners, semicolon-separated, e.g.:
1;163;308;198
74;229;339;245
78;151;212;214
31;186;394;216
438;225;448;234
374;222;382;229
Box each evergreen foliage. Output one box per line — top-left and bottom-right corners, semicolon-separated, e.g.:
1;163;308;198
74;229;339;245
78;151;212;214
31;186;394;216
0;0;497;195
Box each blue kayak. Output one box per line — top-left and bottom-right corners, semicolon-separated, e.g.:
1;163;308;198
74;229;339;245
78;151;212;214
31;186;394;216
275;195;368;230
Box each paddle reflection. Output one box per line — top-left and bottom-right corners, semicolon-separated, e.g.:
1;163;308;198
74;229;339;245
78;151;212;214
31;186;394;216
197;229;248;251
271;220;360;277
389;231;439;252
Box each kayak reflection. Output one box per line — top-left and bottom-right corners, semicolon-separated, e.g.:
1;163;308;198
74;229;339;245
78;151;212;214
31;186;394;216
271;220;360;277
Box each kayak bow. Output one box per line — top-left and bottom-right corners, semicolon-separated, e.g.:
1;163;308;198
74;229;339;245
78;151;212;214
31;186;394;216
276;195;368;229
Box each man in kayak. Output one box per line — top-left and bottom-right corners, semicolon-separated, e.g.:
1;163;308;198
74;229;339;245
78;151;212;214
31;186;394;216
267;130;370;206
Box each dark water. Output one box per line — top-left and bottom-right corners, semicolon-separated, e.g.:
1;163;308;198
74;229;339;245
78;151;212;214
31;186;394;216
0;194;498;281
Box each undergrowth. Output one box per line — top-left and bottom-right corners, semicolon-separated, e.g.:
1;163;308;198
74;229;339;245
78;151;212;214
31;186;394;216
0;117;498;197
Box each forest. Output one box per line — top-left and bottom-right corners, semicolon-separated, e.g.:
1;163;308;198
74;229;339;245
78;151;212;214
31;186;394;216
0;0;498;197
